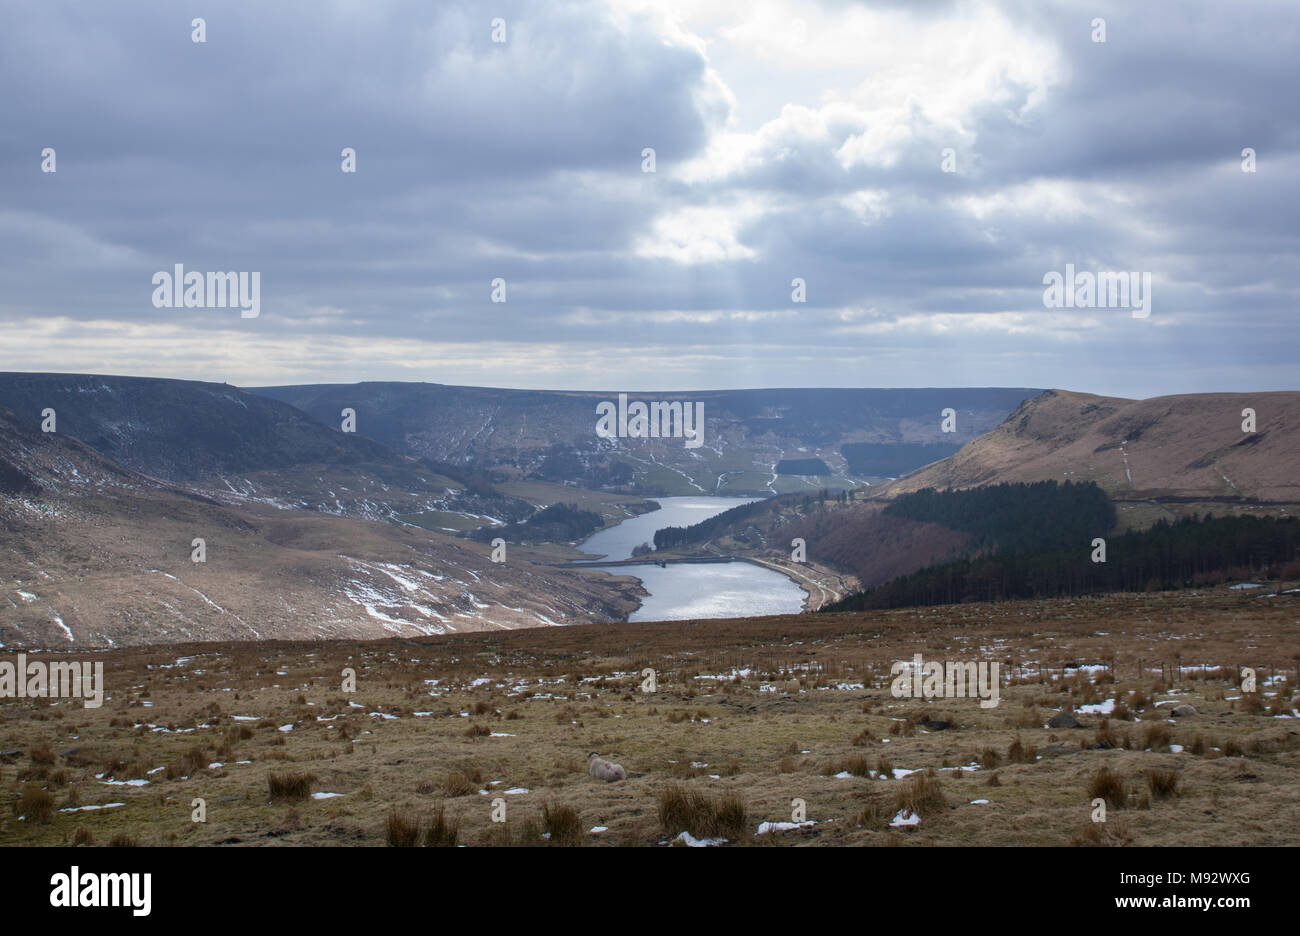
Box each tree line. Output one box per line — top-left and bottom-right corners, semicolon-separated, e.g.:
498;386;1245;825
823;513;1300;611
883;480;1115;553
469;502;604;545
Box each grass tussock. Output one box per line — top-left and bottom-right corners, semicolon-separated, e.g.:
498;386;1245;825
1146;768;1179;799
442;769;481;797
1007;735;1037;764
826;754;871;777
893;772;946;816
18;785;54;823
1070;820;1134;846
385;808;422;847
541;802;583;846
424;803;460;847
267;770;316;802
657;784;747;841
1142;723;1172;751
855;795;890;830
1087;767;1126;810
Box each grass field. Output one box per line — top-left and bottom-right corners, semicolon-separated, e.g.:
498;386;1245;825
2;586;1296;847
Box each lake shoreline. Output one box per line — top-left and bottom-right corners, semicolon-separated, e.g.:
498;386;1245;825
569;496;810;622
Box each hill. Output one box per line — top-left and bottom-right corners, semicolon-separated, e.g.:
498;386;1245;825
884;389;1300;509
0;372;534;526
251;383;1039;495
639;389;1300;601
0;405;641;648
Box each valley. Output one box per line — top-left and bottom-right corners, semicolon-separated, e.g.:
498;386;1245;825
2;374;1298;852
0;375;1042;645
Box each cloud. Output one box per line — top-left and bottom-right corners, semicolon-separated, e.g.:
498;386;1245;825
0;0;1295;398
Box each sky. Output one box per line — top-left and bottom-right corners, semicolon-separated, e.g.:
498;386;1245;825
1;0;1296;397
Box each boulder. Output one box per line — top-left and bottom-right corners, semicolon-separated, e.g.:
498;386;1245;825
1048;711;1081;729
1171;704;1198;717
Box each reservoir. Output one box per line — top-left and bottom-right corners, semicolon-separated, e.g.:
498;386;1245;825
577;496;807;622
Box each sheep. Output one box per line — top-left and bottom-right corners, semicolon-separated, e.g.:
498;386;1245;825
588;752;627;782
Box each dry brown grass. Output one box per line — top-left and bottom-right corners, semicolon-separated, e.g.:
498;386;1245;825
267;771;316;802
826;755;871;777
1146;768;1179;799
17;786;54;823
657;784;748;841
894;772;946;816
1087;767;1126;809
442;769;481;797
1070;819;1134;846
541;803;583;846
385;809;421;847
424;803;460;847
0;589;1295;847
855;796;890;830
1007;735;1037;764
1142;723;1172;751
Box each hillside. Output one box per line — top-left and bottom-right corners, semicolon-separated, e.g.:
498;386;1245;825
0;372;536;526
0;373;404;481
884;389;1300;509
252;383;1039;495
0;406;641;648
639;389;1300;599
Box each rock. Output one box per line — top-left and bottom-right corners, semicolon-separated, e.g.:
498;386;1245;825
59;746;81;757
1048;711;1081;729
1039;744;1078;757
920;720;951;731
1171;704;1198;717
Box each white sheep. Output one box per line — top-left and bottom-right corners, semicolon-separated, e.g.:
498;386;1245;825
588;751;627;782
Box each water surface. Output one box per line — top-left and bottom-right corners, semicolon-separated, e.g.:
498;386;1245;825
576;495;759;561
578;496;805;620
